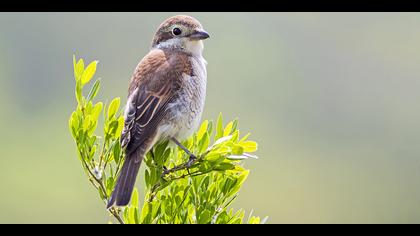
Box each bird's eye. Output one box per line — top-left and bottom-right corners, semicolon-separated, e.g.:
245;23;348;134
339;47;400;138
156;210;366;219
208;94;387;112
172;27;182;36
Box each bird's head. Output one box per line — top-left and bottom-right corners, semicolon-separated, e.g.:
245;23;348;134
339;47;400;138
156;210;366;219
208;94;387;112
151;15;210;55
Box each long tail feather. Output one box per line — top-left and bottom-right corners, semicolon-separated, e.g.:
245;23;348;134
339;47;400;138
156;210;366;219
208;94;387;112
107;148;144;208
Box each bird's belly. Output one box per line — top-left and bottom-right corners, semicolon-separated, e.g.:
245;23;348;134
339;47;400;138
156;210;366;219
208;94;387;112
159;59;206;142
158;97;204;142
172;108;202;141
167;87;205;140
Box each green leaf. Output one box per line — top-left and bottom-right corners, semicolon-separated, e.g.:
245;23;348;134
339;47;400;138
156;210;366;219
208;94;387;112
69;122;76;139
221;177;235;195
188;206;196;224
83;115;92;131
198;161;215;173
88;145;96;161
228;170;249;197
114;116;125;138
123;207;129;222
85;101;93;113
212;145;231;156
89;135;97;147
198;133;210;154
248;216;261;224
88;123;98;137
212;135;233;147
227;210;245;224
215;112;223;140
239;141;258;152
108;97;120;119
128;207;136;224
223;121;234;136
205;152;225;163
87;79;101;102
91;102;103;122
145;169;150;188
206;120;214;138
231;217;242;224
197;120;208;141
69;111;79;138
231;145;244;155
81;60;98;85
198;209;211;224
131;188;139;207
216;211;229;224
75;79;83;105
199;175;210;190
214;162;235;171
154;140;169;160
74;56;84;81
106;120;119;137
140;202;152;224
134;207;140;224
237;170;249;185
231;119;239;133
106;177;114;196
98;187;106;200
158;148;171;166
231;130;240;143
113;141;121;164
149;168;158;186
78;130;86;148
233;165;247;172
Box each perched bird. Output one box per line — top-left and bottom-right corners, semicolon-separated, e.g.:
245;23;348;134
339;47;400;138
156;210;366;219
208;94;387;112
107;15;210;208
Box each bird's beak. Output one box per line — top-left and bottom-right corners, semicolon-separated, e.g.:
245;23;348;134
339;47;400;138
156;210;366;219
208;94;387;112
189;29;210;40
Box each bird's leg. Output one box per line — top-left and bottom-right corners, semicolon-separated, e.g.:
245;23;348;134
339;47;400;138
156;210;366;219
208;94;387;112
162;138;198;176
170;137;197;167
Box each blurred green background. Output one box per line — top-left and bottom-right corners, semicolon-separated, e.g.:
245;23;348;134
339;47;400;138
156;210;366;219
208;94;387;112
1;12;420;223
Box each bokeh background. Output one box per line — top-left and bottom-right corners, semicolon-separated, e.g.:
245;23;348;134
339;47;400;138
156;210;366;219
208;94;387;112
1;12;420;223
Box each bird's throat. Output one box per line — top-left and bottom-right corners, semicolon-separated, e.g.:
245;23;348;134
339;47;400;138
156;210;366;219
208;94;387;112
155;38;204;56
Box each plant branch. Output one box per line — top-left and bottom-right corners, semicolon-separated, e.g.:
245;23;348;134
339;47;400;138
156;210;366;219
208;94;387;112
109;207;125;224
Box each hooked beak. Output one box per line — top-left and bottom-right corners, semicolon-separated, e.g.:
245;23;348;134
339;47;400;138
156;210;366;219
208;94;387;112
189;29;210;40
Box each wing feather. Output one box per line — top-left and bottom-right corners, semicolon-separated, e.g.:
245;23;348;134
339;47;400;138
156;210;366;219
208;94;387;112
120;49;187;157
121;84;173;156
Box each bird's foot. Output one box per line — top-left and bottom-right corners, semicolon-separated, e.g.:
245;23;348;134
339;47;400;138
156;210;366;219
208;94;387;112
162;166;170;176
161;154;198;177
186;154;197;168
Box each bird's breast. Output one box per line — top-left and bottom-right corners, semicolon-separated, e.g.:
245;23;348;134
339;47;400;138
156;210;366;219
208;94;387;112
160;56;207;141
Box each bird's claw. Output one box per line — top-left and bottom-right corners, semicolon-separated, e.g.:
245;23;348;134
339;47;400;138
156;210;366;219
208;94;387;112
162;166;169;177
161;154;198;177
186;154;197;168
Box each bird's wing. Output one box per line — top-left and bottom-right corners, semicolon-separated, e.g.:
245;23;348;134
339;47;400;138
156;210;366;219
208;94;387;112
121;81;173;156
120;50;185;157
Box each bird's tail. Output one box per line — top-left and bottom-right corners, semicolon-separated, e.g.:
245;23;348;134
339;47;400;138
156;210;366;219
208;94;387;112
107;148;144;208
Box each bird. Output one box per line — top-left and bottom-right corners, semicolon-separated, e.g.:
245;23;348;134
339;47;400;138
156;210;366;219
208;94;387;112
107;15;210;208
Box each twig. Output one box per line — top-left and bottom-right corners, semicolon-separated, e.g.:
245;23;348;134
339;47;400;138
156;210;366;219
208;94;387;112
80;149;125;224
109;207;125;224
162;157;203;176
